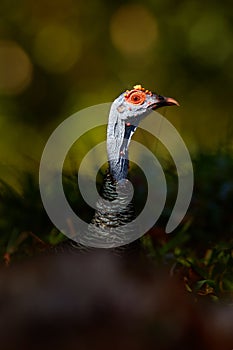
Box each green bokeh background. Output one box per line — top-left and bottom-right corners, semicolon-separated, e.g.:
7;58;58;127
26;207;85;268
0;0;232;300
0;0;233;187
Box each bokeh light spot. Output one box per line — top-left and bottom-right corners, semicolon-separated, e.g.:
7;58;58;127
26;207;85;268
188;13;233;65
34;24;81;73
0;41;33;95
110;5;158;56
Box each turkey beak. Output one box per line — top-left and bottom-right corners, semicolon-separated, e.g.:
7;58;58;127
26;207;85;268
150;95;179;110
163;97;180;107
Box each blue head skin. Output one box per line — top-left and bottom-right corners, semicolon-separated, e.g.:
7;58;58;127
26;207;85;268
107;85;179;182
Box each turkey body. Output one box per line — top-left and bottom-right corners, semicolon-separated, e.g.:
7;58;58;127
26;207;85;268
49;85;178;255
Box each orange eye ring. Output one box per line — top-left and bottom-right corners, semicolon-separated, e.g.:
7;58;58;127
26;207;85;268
125;90;146;105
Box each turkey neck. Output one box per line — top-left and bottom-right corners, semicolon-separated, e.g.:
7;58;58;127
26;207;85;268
106;105;137;182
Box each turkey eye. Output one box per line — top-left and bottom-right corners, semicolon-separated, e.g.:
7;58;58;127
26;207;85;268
125;90;146;105
132;95;140;101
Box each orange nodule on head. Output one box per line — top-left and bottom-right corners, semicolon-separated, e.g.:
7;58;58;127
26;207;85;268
133;84;152;95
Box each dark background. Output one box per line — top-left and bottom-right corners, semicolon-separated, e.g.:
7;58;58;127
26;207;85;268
0;0;232;300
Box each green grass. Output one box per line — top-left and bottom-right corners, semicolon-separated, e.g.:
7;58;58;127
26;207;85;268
0;151;232;301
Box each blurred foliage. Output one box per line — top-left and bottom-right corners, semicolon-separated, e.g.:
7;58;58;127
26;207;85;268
0;0;233;303
142;151;233;302
0;152;233;302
